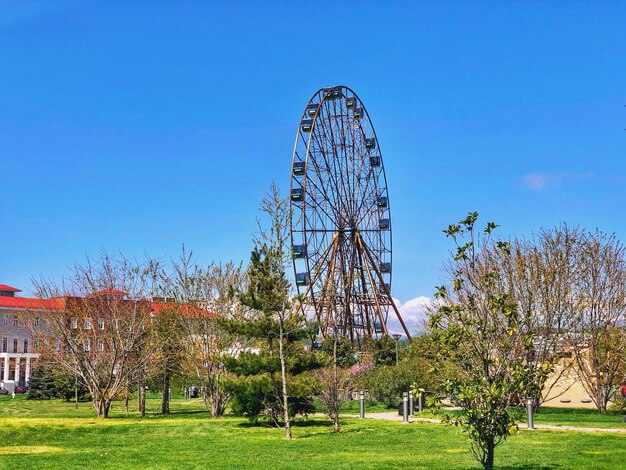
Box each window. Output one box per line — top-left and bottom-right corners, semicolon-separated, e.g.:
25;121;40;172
98;318;105;330
97;339;104;352
54;339;61;352
13;315;18;327
34;317;40;327
70;317;77;329
83;339;90;352
84;319;91;330
13;338;18;353
34;338;40;350
23;339;28;353
3;315;8;326
1;337;6;353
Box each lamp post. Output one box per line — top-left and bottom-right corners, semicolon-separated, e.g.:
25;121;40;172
360;390;367;419
392;333;401;365
526;397;535;430
402;392;409;423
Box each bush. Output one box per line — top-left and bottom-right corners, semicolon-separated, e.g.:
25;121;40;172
352;335;443;407
356;362;419;406
225;372;316;423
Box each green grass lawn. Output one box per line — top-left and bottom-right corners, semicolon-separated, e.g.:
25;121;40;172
412;406;626;430
1;395;625;469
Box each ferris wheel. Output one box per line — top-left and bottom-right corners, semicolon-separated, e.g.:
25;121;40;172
289;85;412;346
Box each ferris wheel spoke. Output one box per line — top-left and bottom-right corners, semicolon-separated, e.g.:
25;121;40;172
308;122;345;216
321;100;352;223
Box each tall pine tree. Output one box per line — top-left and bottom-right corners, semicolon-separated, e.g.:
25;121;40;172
223;184;322;439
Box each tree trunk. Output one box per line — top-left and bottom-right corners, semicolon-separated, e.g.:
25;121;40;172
125;392;129;413
332;336;340;433
162;373;170;415
484;439;495;470
95;397;111;418
211;392;225;418
102;401;111;418
279;320;292;440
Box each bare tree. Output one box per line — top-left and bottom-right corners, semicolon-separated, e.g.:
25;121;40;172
568;230;626;412
32;253;156;418
316;332;351;432
159;248;244;417
149;304;186;415
498;226;581;407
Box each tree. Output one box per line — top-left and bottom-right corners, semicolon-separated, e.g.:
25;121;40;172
32;253;155;418
52;364;89;402
568;230;626;412
26;362;56;400
321;336;356;369
429;213;542;470
149;304;186;415
362;335;398;366
316;342;351;432
491;226;581;408
225;183;322;438
162;250;244;418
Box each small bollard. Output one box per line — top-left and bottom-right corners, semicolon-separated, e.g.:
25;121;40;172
359;391;365;419
402;392;409;423
526;397;535;430
409;392;414;415
418;392;423;413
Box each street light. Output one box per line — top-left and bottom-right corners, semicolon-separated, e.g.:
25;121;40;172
392;333;402;365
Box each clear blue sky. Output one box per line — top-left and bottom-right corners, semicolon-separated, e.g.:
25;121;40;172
1;1;625;306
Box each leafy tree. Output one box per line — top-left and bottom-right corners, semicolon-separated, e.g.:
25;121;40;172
429;212;543;470
362;335;398;366
53;364;89;402
321;336;356;368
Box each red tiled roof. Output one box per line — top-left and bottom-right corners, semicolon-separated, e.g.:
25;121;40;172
0;284;22;293
0;287;213;317
0;296;66;310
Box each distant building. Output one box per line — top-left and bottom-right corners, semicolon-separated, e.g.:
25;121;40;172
0;284;58;386
1;283;212;388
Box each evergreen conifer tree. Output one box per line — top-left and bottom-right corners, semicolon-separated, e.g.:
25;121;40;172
26;362;56;400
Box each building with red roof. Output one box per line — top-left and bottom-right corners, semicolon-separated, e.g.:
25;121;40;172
0;283;213;389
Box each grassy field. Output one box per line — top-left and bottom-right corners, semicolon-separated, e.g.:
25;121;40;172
1;395;625;469
412;406;626;430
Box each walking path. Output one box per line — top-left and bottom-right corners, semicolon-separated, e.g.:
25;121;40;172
343;411;626;434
